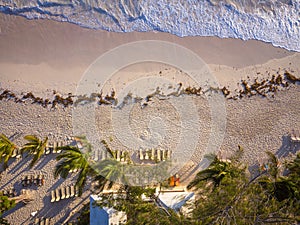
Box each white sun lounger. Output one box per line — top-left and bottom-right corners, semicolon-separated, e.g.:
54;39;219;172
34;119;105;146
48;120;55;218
116;150;121;161
34;218;39;225
52;142;57;153
55;189;60;202
167;150;171;159
157;149;161;161
11;148;17;158
161;150;166;161
145;151;149;160
40;218;45;225
139;149;144;160
70;186;75;197
121;151;125;162
61;187;66;199
50;190;55;202
64;186;70;199
151;148;155;160
56;142;62;153
45;218;50;225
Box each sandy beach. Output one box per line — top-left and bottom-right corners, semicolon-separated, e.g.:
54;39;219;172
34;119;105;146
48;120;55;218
0;14;300;225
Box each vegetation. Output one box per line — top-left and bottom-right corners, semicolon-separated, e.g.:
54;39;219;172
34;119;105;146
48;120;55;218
0;134;17;170
0;132;299;225
21;135;48;168
0;189;15;225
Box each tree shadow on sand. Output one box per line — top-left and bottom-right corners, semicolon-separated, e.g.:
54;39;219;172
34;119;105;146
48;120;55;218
276;135;300;158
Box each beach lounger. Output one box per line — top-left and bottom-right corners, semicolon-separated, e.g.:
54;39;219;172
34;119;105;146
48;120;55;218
60;187;66;199
65;186;70;199
34;218;39;225
9;189;15;197
26;175;32;186
45;143;51;155
145;151;149;160
50;190;55;202
70;186;75;197
45;218;50;225
116;150;121;161
56;142;62;153
75;186;79;197
55;189;60;202
37;174;43;186
162;150;166;161
167;150;171;159
52;142;57;153
94;150;99;161
139;149;144;160
121;151;125;162
11;148;17;158
21;176;27;187
157;149;161;161
40;218;45;225
33;175;38;185
151;148;155;160
101;150;106;160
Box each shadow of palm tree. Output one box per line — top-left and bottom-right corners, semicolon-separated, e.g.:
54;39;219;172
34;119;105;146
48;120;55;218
276;135;300;158
34;154;55;170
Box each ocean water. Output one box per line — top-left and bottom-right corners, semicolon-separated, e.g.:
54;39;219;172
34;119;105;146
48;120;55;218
0;0;299;51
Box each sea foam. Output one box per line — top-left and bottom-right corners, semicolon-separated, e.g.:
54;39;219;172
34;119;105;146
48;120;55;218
0;0;299;51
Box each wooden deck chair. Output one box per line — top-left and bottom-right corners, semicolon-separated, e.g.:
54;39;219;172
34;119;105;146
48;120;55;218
139;149;144;160
50;190;55;202
70;186;75;198
65;186;70;199
44;218;50;225
55;188;60;202
60;187;66;199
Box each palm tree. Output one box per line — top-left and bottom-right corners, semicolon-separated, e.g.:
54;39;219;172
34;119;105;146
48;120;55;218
21;135;48;168
0;134;17;170
187;154;242;190
55;145;92;196
258;151;298;202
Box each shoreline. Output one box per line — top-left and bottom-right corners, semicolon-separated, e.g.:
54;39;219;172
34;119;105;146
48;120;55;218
0;13;300;225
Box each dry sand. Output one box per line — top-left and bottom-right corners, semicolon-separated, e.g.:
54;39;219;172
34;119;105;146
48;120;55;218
0;14;300;225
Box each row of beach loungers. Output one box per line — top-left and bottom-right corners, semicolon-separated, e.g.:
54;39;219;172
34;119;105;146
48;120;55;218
4;140;73;159
139;149;171;161
22;174;45;187
290;130;300;142
0;188;17;197
50;185;79;202
92;149;129;162
33;218;51;225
